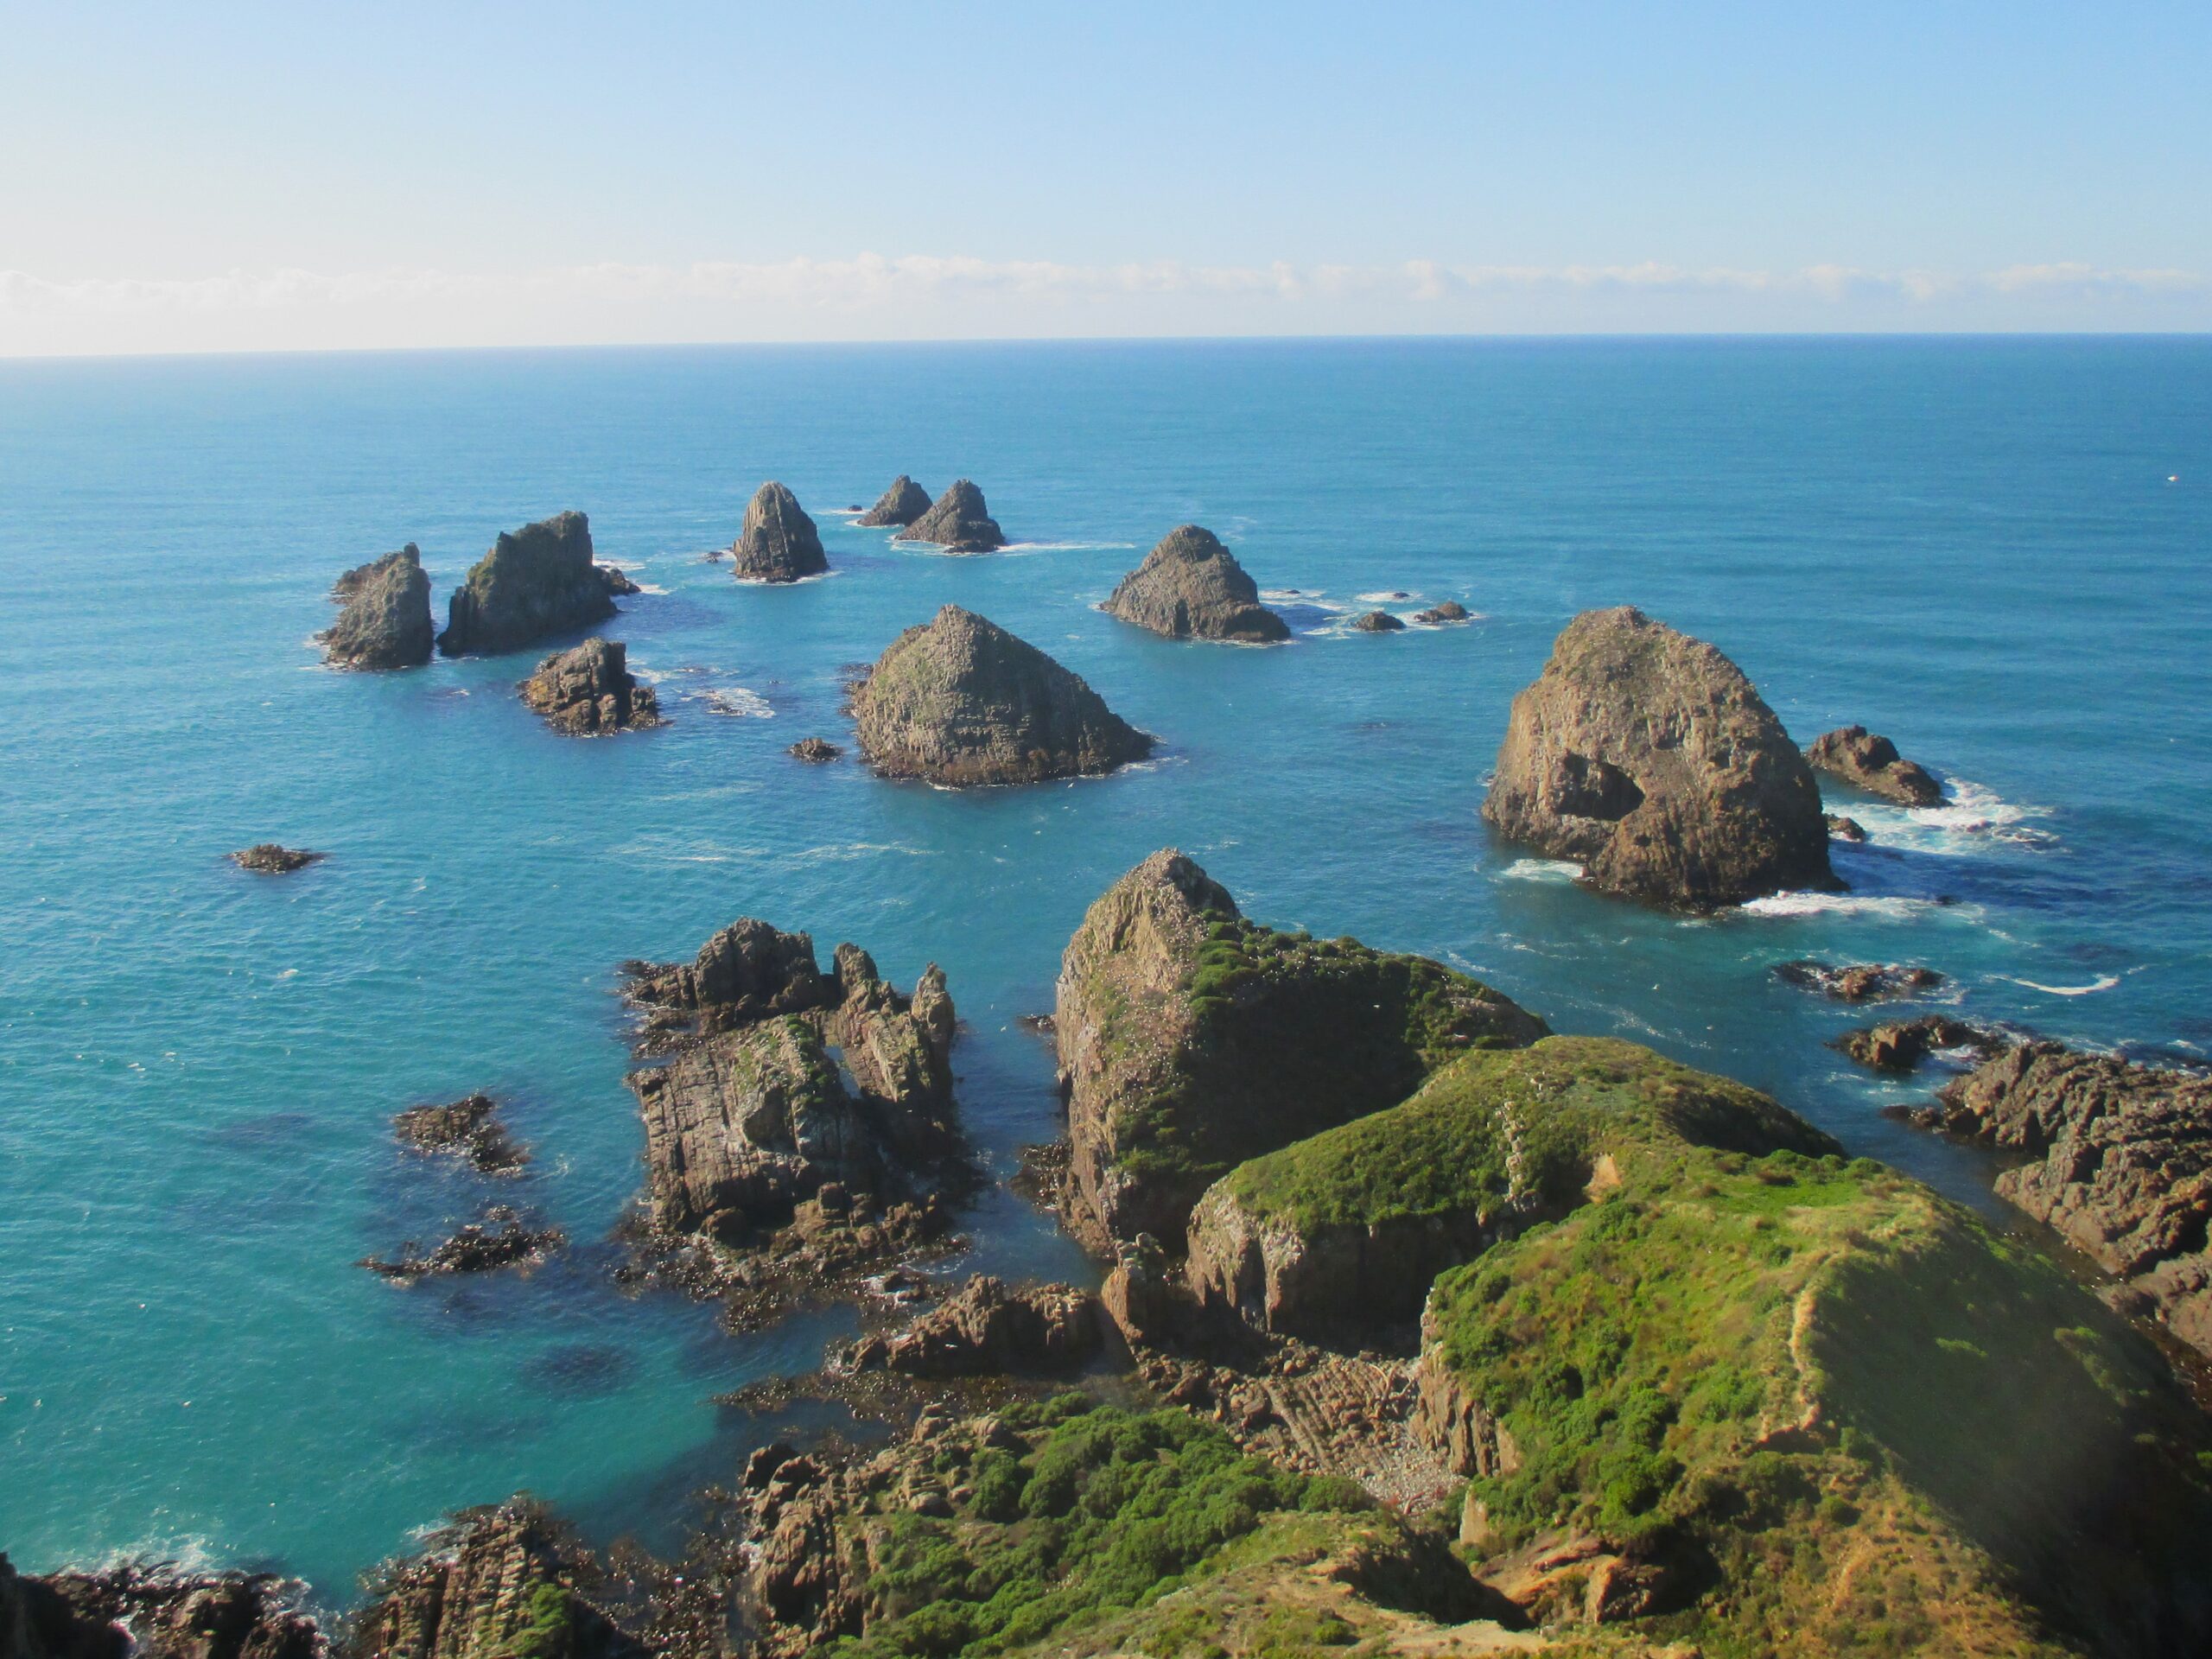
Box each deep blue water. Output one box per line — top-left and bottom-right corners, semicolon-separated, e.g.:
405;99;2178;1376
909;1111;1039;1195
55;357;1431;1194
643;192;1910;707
2;337;2208;1599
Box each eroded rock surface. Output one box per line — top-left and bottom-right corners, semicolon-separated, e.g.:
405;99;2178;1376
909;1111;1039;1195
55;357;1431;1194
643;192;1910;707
730;483;828;582
1836;1014;2010;1074
359;1207;563;1281
322;544;434;670
855;475;931;529
1102;525;1288;644
393;1093;526;1175
1807;724;1943;806
0;1554;321;1659
231;844;323;874
518;639;663;734
893;480;1004;552
842;1276;1105;1376
437;512;626;657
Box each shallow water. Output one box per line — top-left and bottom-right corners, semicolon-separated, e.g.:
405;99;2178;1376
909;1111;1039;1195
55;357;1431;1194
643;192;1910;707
2;337;2208;1598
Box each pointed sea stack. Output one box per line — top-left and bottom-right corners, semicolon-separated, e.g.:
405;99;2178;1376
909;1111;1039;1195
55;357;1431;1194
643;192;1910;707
894;479;1005;552
321;543;434;668
850;605;1151;785
1484;607;1834;909
730;481;828;582
1103;525;1289;643
437;512;625;656
856;474;932;528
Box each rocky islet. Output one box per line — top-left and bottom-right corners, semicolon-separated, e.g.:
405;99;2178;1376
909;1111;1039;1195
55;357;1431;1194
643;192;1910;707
321;543;434;669
893;479;1005;552
518;639;664;734
1101;524;1289;643
729;481;829;582
855;474;932;528
1807;722;1945;806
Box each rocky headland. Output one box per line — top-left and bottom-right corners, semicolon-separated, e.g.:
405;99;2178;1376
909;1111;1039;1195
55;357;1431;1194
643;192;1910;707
849;606;1152;786
436;512;627;657
518;639;664;734
392;1092;526;1174
855;475;931;528
1100;525;1289;644
231;844;323;874
893;480;1004;553
1807;723;1944;805
730;482;828;582
321;544;433;670
1484;606;1836;909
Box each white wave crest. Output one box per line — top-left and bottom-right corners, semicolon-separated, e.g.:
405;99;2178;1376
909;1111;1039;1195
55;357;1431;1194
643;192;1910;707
1999;974;2121;996
1847;779;2056;853
1735;891;1979;921
701;687;773;718
1499;857;1583;884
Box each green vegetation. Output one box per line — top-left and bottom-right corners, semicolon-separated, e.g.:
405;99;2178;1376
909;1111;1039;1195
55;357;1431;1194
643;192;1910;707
496;1584;582;1659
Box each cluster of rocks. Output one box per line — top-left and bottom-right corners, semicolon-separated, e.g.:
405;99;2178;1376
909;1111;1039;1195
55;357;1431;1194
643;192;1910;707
786;736;841;762
518;639;663;735
1774;959;1945;1001
359;1206;565;1281
1835;1013;2011;1074
392;1092;527;1174
229;843;323;874
893;480;1005;552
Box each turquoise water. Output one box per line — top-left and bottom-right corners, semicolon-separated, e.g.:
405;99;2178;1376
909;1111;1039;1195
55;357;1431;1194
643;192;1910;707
3;338;2208;1599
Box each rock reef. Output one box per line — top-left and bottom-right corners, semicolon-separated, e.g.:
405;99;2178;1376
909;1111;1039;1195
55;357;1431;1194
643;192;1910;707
849;606;1152;786
1349;609;1405;632
1773;959;1944;1001
1836;1014;2009;1074
518;639;664;734
855;475;931;529
321;544;433;670
1484;607;1835;909
1101;525;1289;644
437;512;626;657
359;1206;564;1281
730;482;828;582
893;480;1004;552
392;1092;527;1174
1807;723;1943;805
231;844;323;874
0;1554;321;1659
841;1275;1106;1376
1413;600;1470;625
787;737;842;762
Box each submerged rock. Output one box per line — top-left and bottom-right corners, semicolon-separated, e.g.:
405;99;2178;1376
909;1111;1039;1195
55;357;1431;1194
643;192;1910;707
1806;724;1943;806
850;605;1152;785
321;543;434;670
1835;1014;2010;1074
730;482;829;582
1350;609;1406;632
855;474;932;529
518;639;664;734
1774;960;1944;1002
788;736;842;762
894;480;1005;552
1102;525;1289;643
1414;600;1471;625
231;844;323;874
359;1207;563;1280
1484;607;1834;909
392;1092;527;1174
841;1275;1105;1376
437;512;627;657
0;1555;322;1659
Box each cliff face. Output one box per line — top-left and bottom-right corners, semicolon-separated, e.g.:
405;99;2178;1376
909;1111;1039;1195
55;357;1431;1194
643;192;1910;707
1484;607;1834;909
437;513;622;657
893;480;1004;552
1053;850;1546;1253
1806;724;1943;805
855;475;931;529
1102;525;1289;644
849;606;1152;785
730;482;828;582
322;544;434;669
518;639;662;734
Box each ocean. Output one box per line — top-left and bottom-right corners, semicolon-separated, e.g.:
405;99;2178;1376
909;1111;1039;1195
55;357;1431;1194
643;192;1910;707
2;335;2207;1599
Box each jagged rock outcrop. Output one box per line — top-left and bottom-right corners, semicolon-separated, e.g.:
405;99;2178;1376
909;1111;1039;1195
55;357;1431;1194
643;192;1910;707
436;512;626;657
1773;960;1943;1002
730;483;828;582
231;844;323;874
359;1207;563;1280
1484;607;1834;909
393;1093;526;1174
893;480;1004;552
1916;1043;2212;1357
518;639;663;734
1807;725;1943;806
1055;850;1547;1252
621;918;836;1035
1414;601;1470;625
841;1276;1105;1376
855;476;931;529
1101;526;1289;644
788;737;841;762
321;545;434;670
0;1554;322;1659
1835;1014;2009;1074
1826;812;1868;842
351;1497;639;1659
1350;610;1405;632
849;606;1152;785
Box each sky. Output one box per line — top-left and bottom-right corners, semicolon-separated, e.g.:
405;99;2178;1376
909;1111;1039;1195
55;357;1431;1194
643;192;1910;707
3;1;2209;354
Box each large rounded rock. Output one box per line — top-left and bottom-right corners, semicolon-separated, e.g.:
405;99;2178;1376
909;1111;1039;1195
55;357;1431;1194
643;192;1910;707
894;480;1005;552
1103;525;1289;643
437;512;625;656
731;481;829;582
1484;607;1834;909
1806;725;1943;806
850;605;1152;785
856;474;932;528
321;543;433;668
518;638;663;734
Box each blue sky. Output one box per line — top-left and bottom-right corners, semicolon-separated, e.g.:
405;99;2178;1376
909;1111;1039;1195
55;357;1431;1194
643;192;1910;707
3;1;2208;352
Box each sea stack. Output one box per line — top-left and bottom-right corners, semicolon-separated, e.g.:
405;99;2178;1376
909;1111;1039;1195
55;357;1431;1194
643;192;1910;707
730;481;828;582
1102;525;1289;643
1484;607;1834;909
1806;725;1943;806
856;474;932;528
321;543;434;669
894;480;1005;552
518;639;664;734
850;606;1152;785
437;512;625;656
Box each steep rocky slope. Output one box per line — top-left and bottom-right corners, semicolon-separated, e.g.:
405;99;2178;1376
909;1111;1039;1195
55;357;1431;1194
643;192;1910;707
437;512;627;657
730;482;828;582
1102;525;1289;643
321;544;433;669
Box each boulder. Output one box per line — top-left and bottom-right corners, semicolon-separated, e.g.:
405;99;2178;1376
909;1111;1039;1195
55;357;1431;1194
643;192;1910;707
1102;525;1289;643
1414;601;1470;625
518;639;663;735
788;737;842;762
1055;850;1547;1251
856;475;932;529
1825;813;1868;842
1484;607;1834;909
359;1206;563;1280
230;844;323;874
1772;961;1944;1002
841;1275;1105;1376
1835;1014;2009;1074
894;480;1005;552
1350;610;1405;632
393;1092;527;1174
1806;725;1942;806
438;512;626;656
321;544;434;669
850;606;1152;785
0;1554;321;1659
730;482;829;582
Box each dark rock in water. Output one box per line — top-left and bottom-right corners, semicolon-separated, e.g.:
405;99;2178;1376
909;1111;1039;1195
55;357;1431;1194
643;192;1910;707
788;737;842;763
1806;725;1943;806
321;543;433;669
1102;525;1289;644
518;639;664;735
352;1497;640;1659
851;605;1152;786
1774;960;1944;1002
599;566;642;596
730;482;829;582
1413;600;1470;624
856;474;932;529
231;844;323;874
622;918;837;1032
1484;607;1835;910
359;1206;563;1280
438;512;627;656
840;1274;1104;1376
1835;1014;2010;1074
0;1554;322;1659
894;480;1005;552
1350;609;1406;632
1826;813;1869;842
393;1092;527;1174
